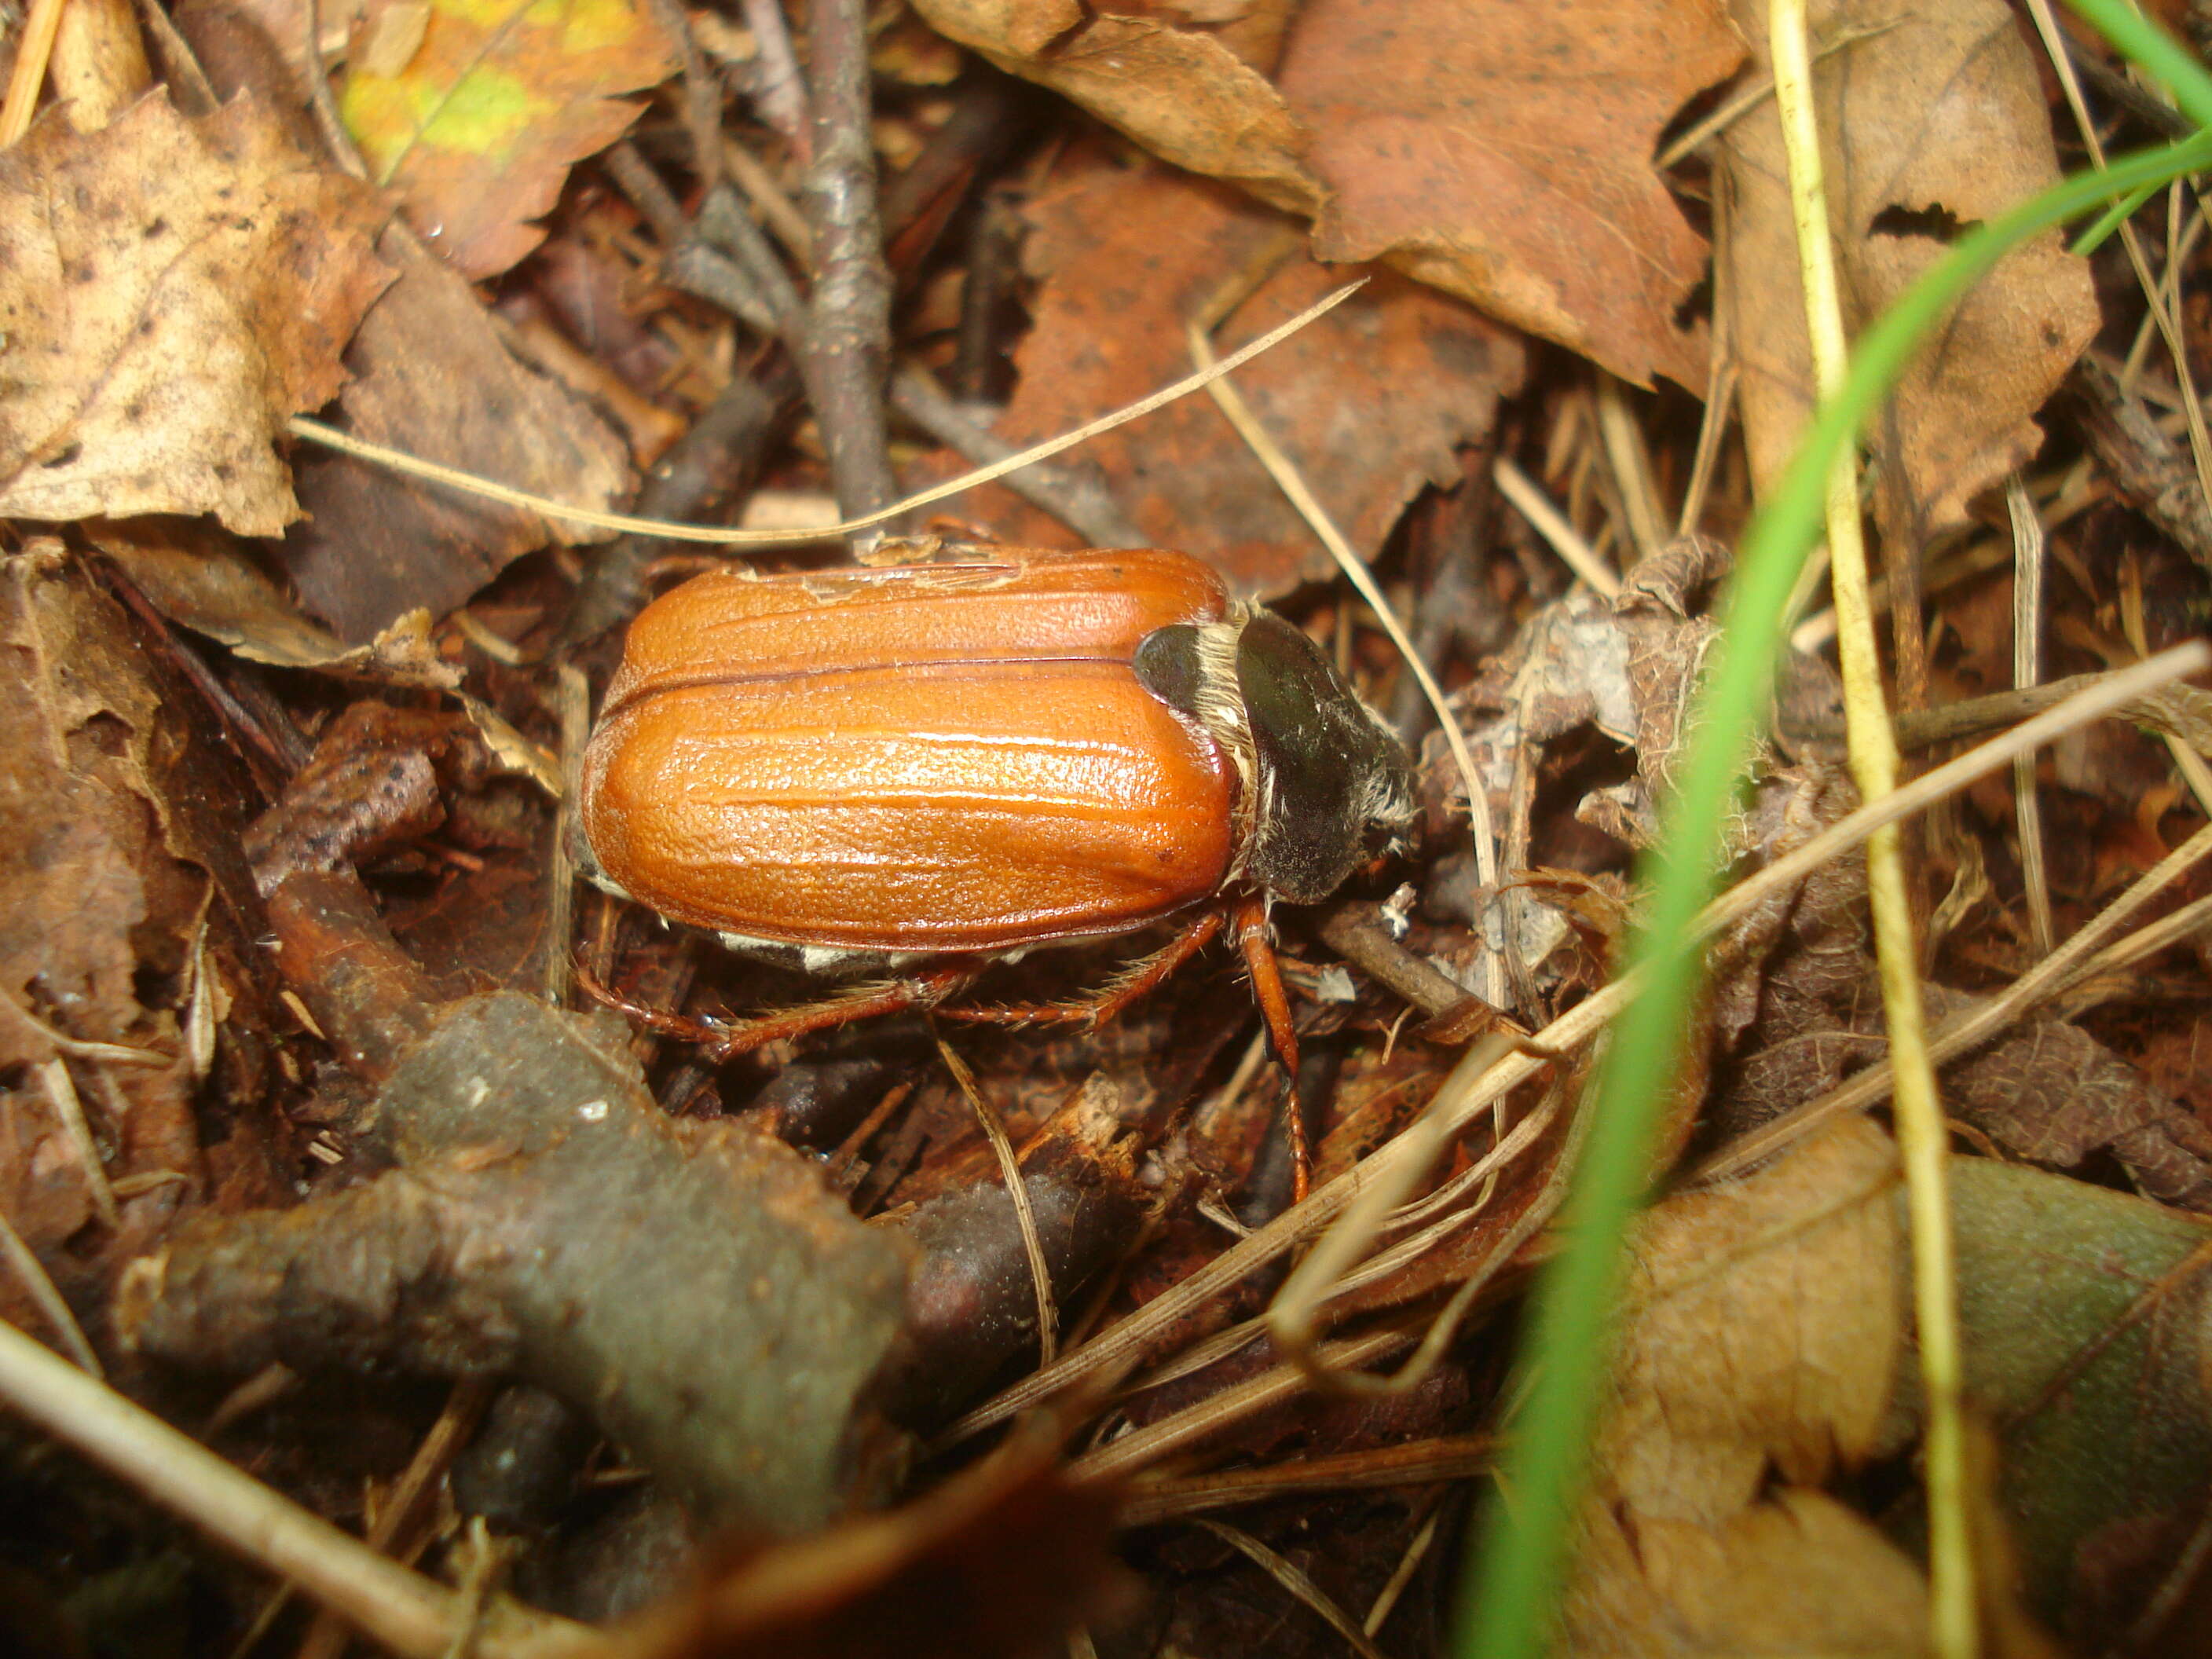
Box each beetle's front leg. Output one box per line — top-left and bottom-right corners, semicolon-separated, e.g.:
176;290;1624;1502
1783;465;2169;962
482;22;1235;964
1231;895;1309;1204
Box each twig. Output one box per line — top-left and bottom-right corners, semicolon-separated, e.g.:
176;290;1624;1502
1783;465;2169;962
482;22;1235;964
603;140;690;247
642;0;723;192
798;0;899;521
1071;1328;1415;1488
738;0;811;159
1119;1437;1493;1525
1492;459;1621;598
0;1321;595;1659
720;135;812;260
1192;1520;1388;1659
285;282;1367;544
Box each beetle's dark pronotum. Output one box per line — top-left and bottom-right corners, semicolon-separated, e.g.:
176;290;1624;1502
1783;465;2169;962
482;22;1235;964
577;544;1414;1196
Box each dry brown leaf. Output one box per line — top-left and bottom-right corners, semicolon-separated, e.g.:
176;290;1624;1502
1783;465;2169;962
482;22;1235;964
1602;1115;1903;1522
0;94;391;536
280;225;633;641
1716;0;2098;533
909;0;1317;213
912;0;1741;386
1566;1489;1932;1657
1276;0;1739;389
91;516;459;685
924;161;1522;597
1933;991;2212;1212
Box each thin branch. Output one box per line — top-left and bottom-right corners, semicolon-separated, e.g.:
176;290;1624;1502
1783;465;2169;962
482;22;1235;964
642;0;723;192
892;366;1142;547
798;0;898;520
738;0;811;158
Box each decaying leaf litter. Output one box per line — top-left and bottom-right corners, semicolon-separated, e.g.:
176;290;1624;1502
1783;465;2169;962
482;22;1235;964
2;0;2212;1651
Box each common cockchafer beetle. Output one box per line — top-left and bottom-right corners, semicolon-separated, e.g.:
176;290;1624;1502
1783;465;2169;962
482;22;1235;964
577;544;1415;1193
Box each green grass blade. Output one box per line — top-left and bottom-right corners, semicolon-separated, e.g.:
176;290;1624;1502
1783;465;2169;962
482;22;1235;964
1453;114;2212;1659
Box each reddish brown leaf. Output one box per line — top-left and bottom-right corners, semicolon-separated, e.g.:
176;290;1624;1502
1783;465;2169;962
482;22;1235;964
910;0;1741;385
925;160;1522;598
280;225;633;642
1276;0;1741;389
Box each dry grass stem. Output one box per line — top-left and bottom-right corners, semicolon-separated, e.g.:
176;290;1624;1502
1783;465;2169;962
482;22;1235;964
1770;5;1973;1641
937;1035;1058;1364
38;1058;119;1228
1193;1520;1390;1659
1491;457;1621;598
1119;1437;1493;1525
2007;476;2056;954
0;1218;103;1376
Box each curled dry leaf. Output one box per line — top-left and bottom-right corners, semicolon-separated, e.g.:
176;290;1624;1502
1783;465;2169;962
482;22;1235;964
1716;0;2098;534
927;160;1522;596
339;0;676;279
0;94;391;536
910;0;1740;386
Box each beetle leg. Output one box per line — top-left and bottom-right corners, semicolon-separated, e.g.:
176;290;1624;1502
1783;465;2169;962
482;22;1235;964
573;959;731;1046
701;971;975;1058
937;910;1226;1032
1231;895;1308;1204
577;958;974;1057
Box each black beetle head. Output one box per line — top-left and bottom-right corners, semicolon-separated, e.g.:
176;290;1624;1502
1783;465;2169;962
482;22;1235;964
1137;611;1414;906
